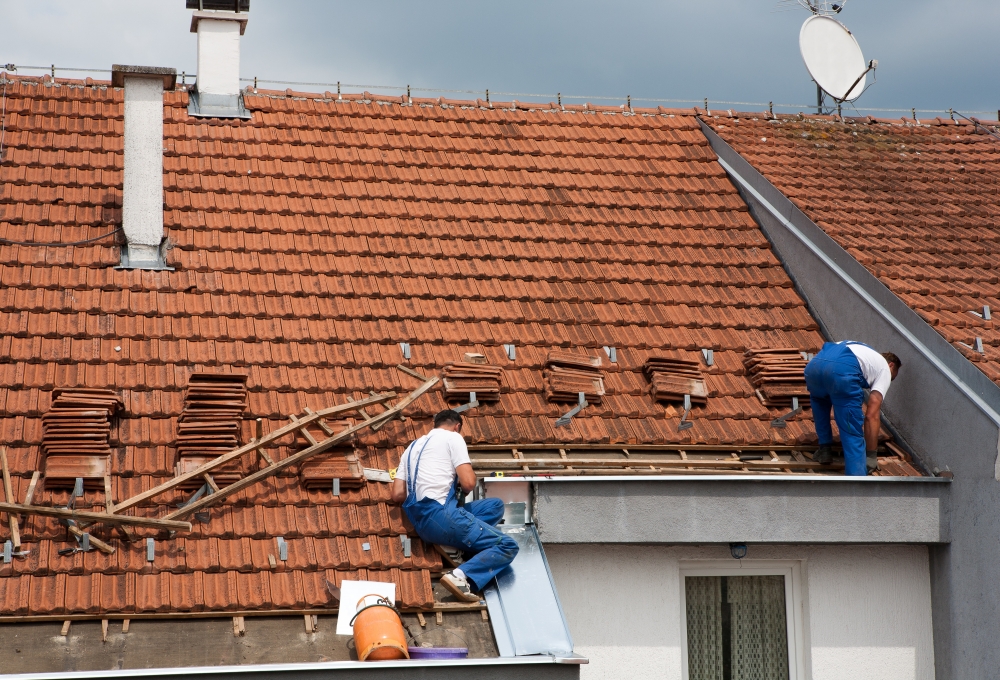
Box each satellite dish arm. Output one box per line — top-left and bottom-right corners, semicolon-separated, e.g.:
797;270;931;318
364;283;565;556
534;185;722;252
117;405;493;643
837;59;877;102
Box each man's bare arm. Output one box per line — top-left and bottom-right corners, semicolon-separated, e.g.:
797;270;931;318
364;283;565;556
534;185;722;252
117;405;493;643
456;463;476;494
864;391;884;452
390;478;407;504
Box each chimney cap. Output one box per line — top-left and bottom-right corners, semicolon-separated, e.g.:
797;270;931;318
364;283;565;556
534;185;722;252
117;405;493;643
186;0;249;11
190;10;249;35
111;65;177;89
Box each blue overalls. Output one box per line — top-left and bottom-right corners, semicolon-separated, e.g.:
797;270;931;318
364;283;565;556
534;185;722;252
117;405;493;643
401;434;519;592
804;341;873;476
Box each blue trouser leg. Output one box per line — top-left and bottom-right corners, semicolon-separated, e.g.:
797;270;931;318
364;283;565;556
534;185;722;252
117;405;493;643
804;343;869;476
462;497;504;526
404;497;518;592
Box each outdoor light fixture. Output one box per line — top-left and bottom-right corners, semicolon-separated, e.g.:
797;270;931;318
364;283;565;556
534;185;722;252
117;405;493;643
730;543;748;560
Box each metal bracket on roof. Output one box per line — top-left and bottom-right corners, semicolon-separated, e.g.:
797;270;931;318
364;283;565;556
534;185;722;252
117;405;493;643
80;533;91;552
555;392;588;428
453;392;480;414
603;346;618;363
276;537;288;561
400;535;411;558
678;394;694;431
3;540;10;564
399;342;411;361
146;538;155;562
701;349;714;366
970;306;992;320
771;397;803;429
177;482;211;509
801;351;816;362
332;478;340;497
958;338;986;354
73;478;84;499
503;344;516;361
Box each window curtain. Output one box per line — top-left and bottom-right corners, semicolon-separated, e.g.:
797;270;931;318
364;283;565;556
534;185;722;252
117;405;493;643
686;576;724;680
728;575;789;680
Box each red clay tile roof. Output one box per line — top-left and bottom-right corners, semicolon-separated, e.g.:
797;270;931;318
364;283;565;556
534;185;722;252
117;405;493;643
705;112;1000;384
0;74;852;616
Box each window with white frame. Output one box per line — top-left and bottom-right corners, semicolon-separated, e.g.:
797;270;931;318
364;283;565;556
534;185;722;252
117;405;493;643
681;563;803;680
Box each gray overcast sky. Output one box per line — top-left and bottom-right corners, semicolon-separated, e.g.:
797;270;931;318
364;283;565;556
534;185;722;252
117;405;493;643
2;1;998;116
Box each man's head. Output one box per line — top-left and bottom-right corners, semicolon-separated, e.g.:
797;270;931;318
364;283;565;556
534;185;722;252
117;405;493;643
433;409;463;432
882;352;901;380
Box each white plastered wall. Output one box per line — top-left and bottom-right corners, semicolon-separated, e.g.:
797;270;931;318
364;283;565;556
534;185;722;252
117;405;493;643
545;544;934;680
196;18;241;96
121;76;164;259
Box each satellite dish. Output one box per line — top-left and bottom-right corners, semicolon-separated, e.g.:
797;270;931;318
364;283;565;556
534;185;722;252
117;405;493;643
799;15;871;102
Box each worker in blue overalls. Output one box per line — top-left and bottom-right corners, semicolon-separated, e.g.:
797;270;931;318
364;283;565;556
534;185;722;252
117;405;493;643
390;410;518;602
804;341;901;476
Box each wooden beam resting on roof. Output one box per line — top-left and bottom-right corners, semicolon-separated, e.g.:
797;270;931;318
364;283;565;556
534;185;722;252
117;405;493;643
0;502;192;531
0;447;20;549
162;378;439;521
112;392;397;515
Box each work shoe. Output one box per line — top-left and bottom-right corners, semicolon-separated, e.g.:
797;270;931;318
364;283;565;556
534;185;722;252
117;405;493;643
814;445;833;465
440;572;480;603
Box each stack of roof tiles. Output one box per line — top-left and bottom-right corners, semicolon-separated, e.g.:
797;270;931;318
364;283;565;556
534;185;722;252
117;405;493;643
742;349;810;407
42;389;123;488
705;112;1000;385
298;420;365;491
442;362;503;404
175;373;248;488
643;357;708;405
0;73;856;616
544;352;605;404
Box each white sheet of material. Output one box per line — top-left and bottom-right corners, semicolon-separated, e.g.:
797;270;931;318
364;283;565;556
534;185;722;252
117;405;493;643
335;580;397;636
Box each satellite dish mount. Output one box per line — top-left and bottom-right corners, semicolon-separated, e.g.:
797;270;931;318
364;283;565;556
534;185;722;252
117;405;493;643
797;5;876;114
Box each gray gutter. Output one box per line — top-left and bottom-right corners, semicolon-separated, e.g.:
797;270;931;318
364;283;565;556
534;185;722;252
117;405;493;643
0;657;586;680
486;474;948;484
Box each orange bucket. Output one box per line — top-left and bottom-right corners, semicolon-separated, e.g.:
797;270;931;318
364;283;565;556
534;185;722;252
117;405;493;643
351;594;410;661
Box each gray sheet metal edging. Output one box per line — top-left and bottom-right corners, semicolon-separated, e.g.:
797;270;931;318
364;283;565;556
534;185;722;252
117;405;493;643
483;524;574;656
0;656;584;680
698;119;1000;428
485;475;949;484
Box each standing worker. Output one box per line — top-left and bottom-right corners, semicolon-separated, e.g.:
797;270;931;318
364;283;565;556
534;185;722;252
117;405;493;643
804;341;901;476
390;410;518;602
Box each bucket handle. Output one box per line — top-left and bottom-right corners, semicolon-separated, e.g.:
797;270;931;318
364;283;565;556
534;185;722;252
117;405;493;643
349;595;397;627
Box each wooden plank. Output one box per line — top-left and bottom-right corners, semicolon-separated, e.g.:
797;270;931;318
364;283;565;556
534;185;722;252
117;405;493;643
61;621;71;636
101;618;108;642
163;379;438;521
289;415;319;446
0;603;484;624
68;525;115;555
122;619;130;633
113;392;396;514
202;474;220;493
0;502;192;530
103;475;114;513
23;472;39;506
417;612;426;627
396;364;431;382
0;447;20;549
303;614;314;633
436;612;443;625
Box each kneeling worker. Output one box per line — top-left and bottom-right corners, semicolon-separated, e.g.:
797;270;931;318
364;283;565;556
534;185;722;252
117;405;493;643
804;341;901;476
390;410;518;602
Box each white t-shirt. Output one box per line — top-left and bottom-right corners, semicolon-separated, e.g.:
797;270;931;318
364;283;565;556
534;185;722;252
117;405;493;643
396;428;471;504
843;342;892;397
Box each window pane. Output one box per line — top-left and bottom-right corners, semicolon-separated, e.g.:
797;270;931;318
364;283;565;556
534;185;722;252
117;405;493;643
686;575;789;680
727;576;789;680
686;576;724;680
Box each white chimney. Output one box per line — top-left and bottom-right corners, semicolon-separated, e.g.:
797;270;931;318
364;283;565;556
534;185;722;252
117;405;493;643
189;7;249;118
111;65;176;270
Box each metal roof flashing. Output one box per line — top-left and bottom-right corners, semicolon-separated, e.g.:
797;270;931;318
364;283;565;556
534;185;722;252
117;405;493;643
485;474;951;484
0;656;586;680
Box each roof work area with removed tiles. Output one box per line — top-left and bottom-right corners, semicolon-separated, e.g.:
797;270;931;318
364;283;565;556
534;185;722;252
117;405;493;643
705;112;1000;384
0;72;924;627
